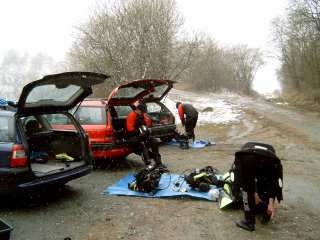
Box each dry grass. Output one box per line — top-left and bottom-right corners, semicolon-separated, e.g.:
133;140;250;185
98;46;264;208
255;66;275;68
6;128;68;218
281;89;320;111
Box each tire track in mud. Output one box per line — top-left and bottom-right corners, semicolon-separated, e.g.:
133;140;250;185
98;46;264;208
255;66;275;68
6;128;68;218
226;118;256;143
245;101;320;147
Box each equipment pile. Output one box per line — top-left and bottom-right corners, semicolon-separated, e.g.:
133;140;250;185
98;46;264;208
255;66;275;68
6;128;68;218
128;165;169;193
184;166;224;192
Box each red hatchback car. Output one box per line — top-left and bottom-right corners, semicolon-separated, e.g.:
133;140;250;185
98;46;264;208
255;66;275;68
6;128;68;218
73;79;176;162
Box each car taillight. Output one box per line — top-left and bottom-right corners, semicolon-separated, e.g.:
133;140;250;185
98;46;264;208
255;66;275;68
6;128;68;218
10;144;27;168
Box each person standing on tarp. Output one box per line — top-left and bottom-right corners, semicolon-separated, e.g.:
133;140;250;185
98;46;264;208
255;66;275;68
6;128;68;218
176;102;198;141
126;103;163;167
234;142;283;232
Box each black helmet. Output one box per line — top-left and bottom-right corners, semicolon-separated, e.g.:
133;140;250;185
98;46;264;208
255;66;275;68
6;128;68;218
137;103;147;112
176;102;181;109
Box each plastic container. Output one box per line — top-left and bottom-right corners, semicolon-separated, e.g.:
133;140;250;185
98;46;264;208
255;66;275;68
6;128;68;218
0;219;13;240
208;188;220;201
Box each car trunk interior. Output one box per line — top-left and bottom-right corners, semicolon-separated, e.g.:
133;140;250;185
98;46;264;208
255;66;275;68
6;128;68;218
26;130;85;177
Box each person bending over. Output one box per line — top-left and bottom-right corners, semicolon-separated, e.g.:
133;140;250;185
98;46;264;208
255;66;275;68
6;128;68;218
176;102;198;142
233;142;283;231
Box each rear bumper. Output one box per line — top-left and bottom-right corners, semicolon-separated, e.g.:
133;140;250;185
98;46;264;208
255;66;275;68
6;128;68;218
17;165;91;191
91;143;132;159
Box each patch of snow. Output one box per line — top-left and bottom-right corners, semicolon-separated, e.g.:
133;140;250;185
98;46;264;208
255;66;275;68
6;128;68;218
162;89;242;125
276;102;289;105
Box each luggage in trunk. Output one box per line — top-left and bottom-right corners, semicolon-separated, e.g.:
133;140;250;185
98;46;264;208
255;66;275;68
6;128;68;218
27;130;86;176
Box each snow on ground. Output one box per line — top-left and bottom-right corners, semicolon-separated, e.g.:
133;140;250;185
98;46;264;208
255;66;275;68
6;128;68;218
162;89;242;125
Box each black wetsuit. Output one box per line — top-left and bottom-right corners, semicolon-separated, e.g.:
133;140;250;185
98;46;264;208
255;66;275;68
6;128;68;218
234;142;283;225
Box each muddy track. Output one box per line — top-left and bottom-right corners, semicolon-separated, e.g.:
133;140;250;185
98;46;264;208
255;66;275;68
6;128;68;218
1;93;320;240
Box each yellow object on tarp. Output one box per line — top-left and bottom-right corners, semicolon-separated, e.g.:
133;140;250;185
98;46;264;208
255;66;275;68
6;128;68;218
193;172;208;180
218;171;234;209
223;172;230;181
56;153;74;162
218;189;233;209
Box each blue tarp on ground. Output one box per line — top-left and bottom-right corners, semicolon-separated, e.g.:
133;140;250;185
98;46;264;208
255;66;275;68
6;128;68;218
167;139;214;149
104;173;220;201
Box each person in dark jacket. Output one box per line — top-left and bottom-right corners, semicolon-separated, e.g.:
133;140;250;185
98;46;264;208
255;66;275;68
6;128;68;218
234;142;283;231
126;103;163;166
176;102;198;141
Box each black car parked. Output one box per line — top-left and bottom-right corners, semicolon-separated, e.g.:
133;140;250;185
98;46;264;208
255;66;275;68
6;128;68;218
0;72;109;194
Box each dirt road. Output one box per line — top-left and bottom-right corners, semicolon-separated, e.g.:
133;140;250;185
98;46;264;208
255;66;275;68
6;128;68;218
1;92;320;240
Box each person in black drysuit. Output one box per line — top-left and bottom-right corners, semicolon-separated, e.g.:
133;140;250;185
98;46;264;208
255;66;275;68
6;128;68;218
126;103;163;167
176;102;198;141
233;142;283;231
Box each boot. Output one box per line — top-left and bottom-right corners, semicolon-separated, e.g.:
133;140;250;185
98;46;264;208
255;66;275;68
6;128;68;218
236;191;255;231
236;219;255;231
236;210;255;231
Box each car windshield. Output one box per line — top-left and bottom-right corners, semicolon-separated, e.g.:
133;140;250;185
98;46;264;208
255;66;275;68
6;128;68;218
74;106;106;125
0;115;15;142
40;113;78;131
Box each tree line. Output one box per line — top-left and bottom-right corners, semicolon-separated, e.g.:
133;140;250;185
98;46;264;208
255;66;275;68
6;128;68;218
67;0;263;96
273;0;320;103
0;50;57;99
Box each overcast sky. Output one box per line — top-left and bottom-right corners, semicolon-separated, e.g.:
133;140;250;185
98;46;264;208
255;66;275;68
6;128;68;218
0;0;287;93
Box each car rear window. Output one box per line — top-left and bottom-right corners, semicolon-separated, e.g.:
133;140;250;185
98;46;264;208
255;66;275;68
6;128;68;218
114;105;133;117
74;106;107;125
0;116;15;142
25;84;83;107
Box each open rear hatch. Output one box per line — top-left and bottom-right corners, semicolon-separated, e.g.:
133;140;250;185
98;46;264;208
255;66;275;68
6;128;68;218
107;79;175;106
17;72;109;115
106;79;175;141
16;72;109;176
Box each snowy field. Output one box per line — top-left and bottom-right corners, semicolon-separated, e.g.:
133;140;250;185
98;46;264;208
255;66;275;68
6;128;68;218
163;89;243;125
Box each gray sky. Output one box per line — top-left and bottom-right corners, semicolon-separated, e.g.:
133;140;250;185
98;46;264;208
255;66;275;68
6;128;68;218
0;0;287;93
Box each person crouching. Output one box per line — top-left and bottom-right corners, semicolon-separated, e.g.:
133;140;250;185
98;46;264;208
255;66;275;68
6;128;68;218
126;103;163;167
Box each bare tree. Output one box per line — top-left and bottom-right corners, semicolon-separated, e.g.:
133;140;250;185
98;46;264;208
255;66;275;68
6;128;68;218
273;0;320;102
183;37;263;94
68;0;198;96
0;50;57;99
228;45;264;94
